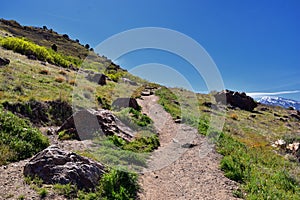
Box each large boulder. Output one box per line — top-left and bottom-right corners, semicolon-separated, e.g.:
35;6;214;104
86;73;107;85
112;98;140;111
57;109;134;141
214;90;257;111
24;145;105;190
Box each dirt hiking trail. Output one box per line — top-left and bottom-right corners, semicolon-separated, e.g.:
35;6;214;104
137;95;240;200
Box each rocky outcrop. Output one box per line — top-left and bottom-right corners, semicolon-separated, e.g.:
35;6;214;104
121;78;138;86
112;98;140;111
214;90;257;111
24;145;105;190
0;57;10;66
86;73;107;85
57;109;134;141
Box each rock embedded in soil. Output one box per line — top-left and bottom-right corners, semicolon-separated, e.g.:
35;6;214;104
0;57;10;66
23;145;105;190
57;109;135;141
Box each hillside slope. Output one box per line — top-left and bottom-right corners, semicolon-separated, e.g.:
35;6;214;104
1;19;300;199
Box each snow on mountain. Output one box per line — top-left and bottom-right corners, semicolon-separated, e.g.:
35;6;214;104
258;96;300;111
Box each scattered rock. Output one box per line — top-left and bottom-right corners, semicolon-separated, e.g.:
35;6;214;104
174;119;182;123
112;97;140;111
202;102;212;107
290;110;300;121
23;145;105;190
214;90;257;111
46;127;56;135
40;61;47;66
202;102;219;110
141;90;152;96
86;73;107;85
260;107;269;111
27;54;37;60
181;143;197;148
121;78;138;86
0;57;10;66
57;109;134;141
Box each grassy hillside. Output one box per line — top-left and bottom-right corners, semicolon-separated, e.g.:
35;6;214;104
155;87;300;199
1;19;300;199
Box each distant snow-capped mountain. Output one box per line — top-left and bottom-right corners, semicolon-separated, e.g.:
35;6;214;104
258;96;300;110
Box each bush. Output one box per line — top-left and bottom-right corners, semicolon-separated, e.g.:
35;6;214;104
55;76;65;83
0;36;81;68
99;168;139;200
0;107;49;164
123;133;160;153
39;69;49;75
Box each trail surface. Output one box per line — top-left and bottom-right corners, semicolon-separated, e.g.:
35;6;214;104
137;95;240;200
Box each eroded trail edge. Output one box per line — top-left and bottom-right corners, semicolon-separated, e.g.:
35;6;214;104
137;95;240;200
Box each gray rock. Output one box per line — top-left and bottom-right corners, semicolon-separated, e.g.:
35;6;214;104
112;97;140;111
86;73;107;85
57;109;135;142
23;145;105;190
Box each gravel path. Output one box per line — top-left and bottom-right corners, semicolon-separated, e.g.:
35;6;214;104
137;95;240;200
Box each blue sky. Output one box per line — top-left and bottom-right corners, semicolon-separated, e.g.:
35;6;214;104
1;0;300;100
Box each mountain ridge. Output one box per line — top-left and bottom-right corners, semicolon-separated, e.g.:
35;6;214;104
258;96;300;111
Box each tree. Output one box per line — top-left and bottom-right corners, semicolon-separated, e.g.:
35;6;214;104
85;44;90;49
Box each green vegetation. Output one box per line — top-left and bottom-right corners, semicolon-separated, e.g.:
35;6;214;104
38;188;48;198
155;87;181;119
85;137;148;171
0;107;49;165
114;108;152;130
0;36;81;68
17;195;25;200
53;168;139;200
218;133;300;199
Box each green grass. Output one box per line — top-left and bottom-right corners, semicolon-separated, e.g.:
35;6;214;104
217;133;300;199
155;87;181;119
0;106;49;165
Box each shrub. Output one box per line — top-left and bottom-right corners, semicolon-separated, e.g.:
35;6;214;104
0;107;49;164
68;79;76;86
58;70;67;75
0;36;81;68
99;168;139;200
51;44;57;52
123;132;160;153
55;76;65;83
39;69;49;75
38;188;48;198
230;113;238;120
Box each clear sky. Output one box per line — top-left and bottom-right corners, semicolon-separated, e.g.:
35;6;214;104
1;0;300;100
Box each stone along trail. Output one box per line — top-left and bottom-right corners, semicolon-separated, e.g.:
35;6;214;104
137;95;240;200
